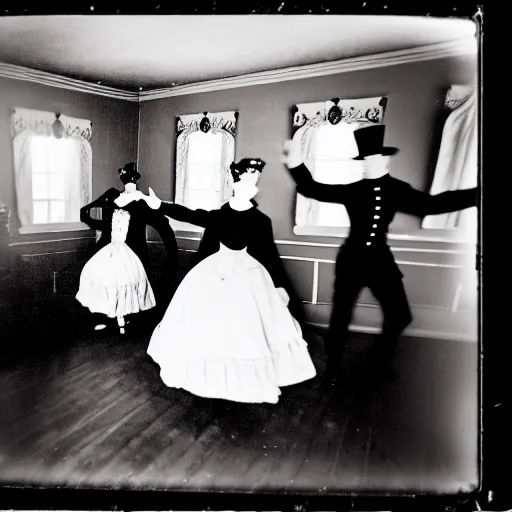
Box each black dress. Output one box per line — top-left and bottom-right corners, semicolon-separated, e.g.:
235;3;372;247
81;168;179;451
157;200;293;295
288;163;478;374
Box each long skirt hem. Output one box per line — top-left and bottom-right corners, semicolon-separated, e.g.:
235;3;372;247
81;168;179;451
147;245;317;404
76;240;156;319
147;351;281;404
76;277;156;318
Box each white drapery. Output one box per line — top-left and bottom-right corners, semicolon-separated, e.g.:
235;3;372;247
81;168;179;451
174;111;238;207
291;97;387;228
422;85;478;233
11;108;93;229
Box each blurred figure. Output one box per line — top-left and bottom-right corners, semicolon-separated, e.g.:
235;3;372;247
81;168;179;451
282;125;478;386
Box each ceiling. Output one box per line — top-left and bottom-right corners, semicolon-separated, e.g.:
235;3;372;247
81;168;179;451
0;15;477;91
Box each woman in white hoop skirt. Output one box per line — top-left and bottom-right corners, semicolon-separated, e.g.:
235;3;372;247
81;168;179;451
76;164;156;334
145;158;317;404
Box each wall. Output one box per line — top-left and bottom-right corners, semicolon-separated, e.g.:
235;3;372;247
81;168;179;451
0;76;139;339
138;56;476;237
139;55;478;341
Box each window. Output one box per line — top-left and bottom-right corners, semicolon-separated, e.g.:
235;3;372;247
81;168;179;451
11;108;93;234
30;136;82;225
311;123;364;228
291;97;387;236
183;130;225;211
172;110;238;232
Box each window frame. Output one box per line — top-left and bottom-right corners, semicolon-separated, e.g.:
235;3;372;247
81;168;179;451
170;111;238;234
11;108;93;236
291;96;477;243
291;97;387;235
20;135;90;235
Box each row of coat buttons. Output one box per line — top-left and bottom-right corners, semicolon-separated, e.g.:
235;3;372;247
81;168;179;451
367;186;381;246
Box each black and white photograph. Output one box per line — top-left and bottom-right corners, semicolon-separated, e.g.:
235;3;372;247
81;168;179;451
0;4;487;510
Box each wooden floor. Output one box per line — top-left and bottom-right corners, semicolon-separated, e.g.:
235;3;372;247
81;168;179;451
0;309;478;496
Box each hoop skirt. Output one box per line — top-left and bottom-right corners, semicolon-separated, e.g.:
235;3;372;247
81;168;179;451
76;208;156;318
147;243;317;404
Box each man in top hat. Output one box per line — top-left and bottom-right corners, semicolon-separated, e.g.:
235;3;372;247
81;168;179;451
282;125;478;384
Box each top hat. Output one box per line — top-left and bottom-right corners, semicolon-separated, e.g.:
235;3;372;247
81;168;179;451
352;125;398;160
118;162;141;184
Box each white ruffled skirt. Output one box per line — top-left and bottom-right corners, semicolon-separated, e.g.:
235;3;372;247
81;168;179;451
76;241;156;318
147;244;317;404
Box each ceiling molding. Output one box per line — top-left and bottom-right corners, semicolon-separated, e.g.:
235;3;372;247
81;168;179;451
139;38;477;102
0;62;139;102
0;37;476;103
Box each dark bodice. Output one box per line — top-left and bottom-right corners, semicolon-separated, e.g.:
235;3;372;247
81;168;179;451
158;201;288;289
289;164;477;250
80;188;178;268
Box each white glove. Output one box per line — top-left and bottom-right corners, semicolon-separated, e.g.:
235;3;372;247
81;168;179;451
281;137;303;169
276;287;290;306
145;187;162;210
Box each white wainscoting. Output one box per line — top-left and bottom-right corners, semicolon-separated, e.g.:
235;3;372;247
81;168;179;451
163;234;478;342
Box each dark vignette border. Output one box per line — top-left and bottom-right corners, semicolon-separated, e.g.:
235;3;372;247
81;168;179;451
0;1;483;17
0;2;502;511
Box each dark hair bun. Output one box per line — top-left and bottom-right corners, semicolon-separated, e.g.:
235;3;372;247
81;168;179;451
118;162;141;184
230;158;265;183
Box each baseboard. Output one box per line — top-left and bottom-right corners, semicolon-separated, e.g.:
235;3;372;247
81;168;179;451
301;302;478;342
305;322;477;342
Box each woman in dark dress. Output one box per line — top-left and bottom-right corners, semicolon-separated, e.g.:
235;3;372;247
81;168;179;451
145;158;317;404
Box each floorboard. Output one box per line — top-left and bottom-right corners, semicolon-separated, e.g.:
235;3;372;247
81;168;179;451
0;313;479;495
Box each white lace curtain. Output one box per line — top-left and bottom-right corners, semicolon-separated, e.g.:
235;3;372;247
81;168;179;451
422;85;477;232
174;111;238;207
11;108;93;228
292;97;387;227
